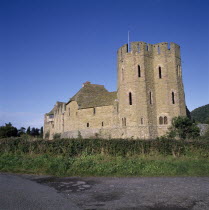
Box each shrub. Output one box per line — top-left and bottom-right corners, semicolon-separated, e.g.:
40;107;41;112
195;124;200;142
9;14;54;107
0;137;208;158
53;133;61;140
167;116;200;139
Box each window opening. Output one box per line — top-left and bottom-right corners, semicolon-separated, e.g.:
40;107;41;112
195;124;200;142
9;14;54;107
149;92;152;104
159;117;163;125
164;116;168;124
141;118;144;125
129;92;132;105
102;122;104;127
87;123;89;127
159;66;162;78
138;65;141;77
93;107;96;115
172;92;175;104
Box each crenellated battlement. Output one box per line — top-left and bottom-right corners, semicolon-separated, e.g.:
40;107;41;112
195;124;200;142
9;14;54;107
117;41;180;60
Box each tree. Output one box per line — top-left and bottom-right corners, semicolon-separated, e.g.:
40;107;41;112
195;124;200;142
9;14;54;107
30;127;40;137
35;128;40;136
26;126;31;135
30;127;36;136
0;123;18;138
191;104;209;124
18;127;26;136
167;116;200;139
40;126;43;138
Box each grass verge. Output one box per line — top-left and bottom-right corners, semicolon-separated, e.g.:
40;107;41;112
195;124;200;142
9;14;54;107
0;153;208;177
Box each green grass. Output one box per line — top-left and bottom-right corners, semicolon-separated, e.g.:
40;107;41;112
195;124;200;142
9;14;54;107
0;153;208;177
1;137;208;177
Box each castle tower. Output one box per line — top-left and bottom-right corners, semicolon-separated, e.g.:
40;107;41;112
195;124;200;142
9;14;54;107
117;42;186;139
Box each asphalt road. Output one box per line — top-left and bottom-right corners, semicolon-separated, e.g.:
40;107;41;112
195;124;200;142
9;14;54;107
0;173;209;210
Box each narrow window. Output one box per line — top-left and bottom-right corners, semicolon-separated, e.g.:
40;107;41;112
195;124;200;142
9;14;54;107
149;92;152;104
177;65;181;77
159;66;162;79
129;92;132;105
138;65;141;77
124;118;126;126
158;46;160;54
102;122;104;127
172;92;175;104
164;116;168;124
93;107;96;115
141;118;144;125
159;117;163;125
122;118;124;126
87;123;89;127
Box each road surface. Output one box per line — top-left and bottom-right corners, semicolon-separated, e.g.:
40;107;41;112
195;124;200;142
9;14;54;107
0;173;209;209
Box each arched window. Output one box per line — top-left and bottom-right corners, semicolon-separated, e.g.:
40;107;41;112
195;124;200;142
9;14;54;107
149;92;152;104
159;117;163;125
172;92;175;104
138;65;141;77
164;116;168;124
129;92;132;105
159;66;162;79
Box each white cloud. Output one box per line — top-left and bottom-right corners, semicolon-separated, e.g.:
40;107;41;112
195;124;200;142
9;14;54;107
0;111;44;129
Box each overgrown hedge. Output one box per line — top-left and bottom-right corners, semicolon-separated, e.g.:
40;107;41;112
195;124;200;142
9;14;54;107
0;137;209;157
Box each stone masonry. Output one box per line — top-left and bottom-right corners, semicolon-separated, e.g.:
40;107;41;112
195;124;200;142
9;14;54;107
44;41;186;140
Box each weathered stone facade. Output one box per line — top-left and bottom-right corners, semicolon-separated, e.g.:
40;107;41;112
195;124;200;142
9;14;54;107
44;41;186;140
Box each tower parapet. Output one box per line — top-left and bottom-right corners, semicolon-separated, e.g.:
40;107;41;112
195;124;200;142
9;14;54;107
117;42;181;60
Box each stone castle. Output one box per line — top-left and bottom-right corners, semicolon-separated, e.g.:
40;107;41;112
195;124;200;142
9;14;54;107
44;41;186;140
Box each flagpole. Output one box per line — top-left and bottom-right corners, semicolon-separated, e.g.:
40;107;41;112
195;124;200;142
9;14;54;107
128;31;130;52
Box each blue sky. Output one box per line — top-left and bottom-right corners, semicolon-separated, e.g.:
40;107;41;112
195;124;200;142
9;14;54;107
0;0;208;129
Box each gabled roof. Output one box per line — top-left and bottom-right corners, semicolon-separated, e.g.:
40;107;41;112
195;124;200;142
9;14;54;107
67;82;117;109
